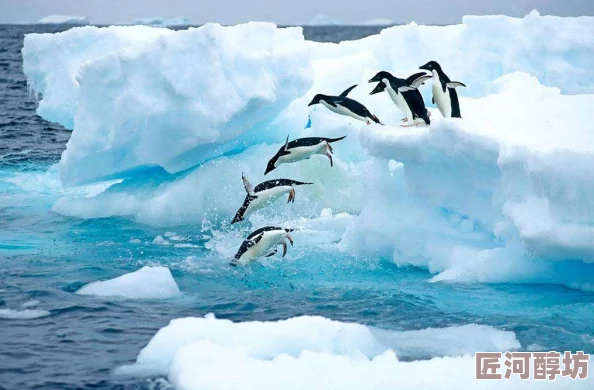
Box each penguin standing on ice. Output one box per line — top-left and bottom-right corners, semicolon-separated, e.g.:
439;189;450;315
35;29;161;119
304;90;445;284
231;227;294;266
368;71;431;126
308;85;382;125
232;174;313;223
419;61;466;118
265;135;346;175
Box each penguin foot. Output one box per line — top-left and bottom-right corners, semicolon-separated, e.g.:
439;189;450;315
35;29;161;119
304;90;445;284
287;189;295;203
401;117;408;122
265;249;278;258
281;241;288;258
326;142;334;153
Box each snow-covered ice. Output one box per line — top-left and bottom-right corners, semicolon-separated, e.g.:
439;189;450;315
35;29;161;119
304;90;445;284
118;314;592;389
76;266;181;299
37;15;89;25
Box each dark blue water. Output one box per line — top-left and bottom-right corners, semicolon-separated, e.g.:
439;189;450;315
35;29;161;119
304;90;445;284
1;24;594;390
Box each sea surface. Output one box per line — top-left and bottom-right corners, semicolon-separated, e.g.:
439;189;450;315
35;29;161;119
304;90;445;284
1;24;594;390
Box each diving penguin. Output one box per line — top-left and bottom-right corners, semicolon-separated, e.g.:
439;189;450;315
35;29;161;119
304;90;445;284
232;174;313;224
308;84;382;125
265;135;346;175
419;61;466;118
231;226;294;266
368;71;431;126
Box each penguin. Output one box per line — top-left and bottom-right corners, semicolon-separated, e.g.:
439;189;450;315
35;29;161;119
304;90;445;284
232;174;313;224
368;71;431;126
308;85;382;125
419;61;466;118
265;135;346;175
231;227;294;266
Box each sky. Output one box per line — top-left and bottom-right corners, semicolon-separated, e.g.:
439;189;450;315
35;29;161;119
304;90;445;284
1;0;594;25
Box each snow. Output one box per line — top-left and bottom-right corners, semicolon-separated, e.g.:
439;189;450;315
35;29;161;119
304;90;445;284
76;266;181;299
118;314;591;389
128;17;191;27
307;14;341;26
21;12;594;289
37;15;89;25
0;308;50;319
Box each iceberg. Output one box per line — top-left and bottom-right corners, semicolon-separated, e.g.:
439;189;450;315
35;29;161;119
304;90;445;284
307;14;341;26
37;15;89;25
128;17;191;27
118;314;591;389
76;266;181;299
21;12;594;289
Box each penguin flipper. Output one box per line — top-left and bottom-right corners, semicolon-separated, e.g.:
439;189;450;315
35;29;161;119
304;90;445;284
409;74;432;89
339;84;358;97
432;96;435;105
447;81;466;88
398;86;416;92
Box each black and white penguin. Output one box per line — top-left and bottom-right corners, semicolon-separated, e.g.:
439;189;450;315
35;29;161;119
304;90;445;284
265;135;346;175
231;226;294;266
419;61;466;118
308;85;382;125
232;174;313;224
368;71;431;126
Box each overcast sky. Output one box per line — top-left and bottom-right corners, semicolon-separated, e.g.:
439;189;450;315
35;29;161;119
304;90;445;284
1;0;593;25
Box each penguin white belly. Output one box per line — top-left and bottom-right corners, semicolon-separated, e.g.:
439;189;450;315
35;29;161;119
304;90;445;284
239;230;286;264
321;101;366;122
277;143;326;165
246;186;292;214
386;85;412;120
432;73;451;118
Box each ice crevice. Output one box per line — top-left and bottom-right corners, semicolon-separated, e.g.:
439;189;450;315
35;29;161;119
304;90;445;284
21;12;594;288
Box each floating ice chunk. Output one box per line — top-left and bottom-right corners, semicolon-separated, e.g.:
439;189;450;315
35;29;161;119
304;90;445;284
0;309;50;320
116;315;591;389
21;300;39;308
37;15;89;25
126;314;518;377
76;266;181;299
360;18;394;26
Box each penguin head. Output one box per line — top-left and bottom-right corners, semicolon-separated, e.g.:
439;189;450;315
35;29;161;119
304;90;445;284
369;81;386;95
368;71;393;83
419;61;441;72
265;156;278;175
265;135;291;175
308;94;324;106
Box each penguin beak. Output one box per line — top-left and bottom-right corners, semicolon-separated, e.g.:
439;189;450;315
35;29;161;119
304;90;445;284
265;162;275;175
368;76;379;83
308;99;316;106
419;64;430;71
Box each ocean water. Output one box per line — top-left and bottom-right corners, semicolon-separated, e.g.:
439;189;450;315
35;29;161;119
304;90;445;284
1;24;594;390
